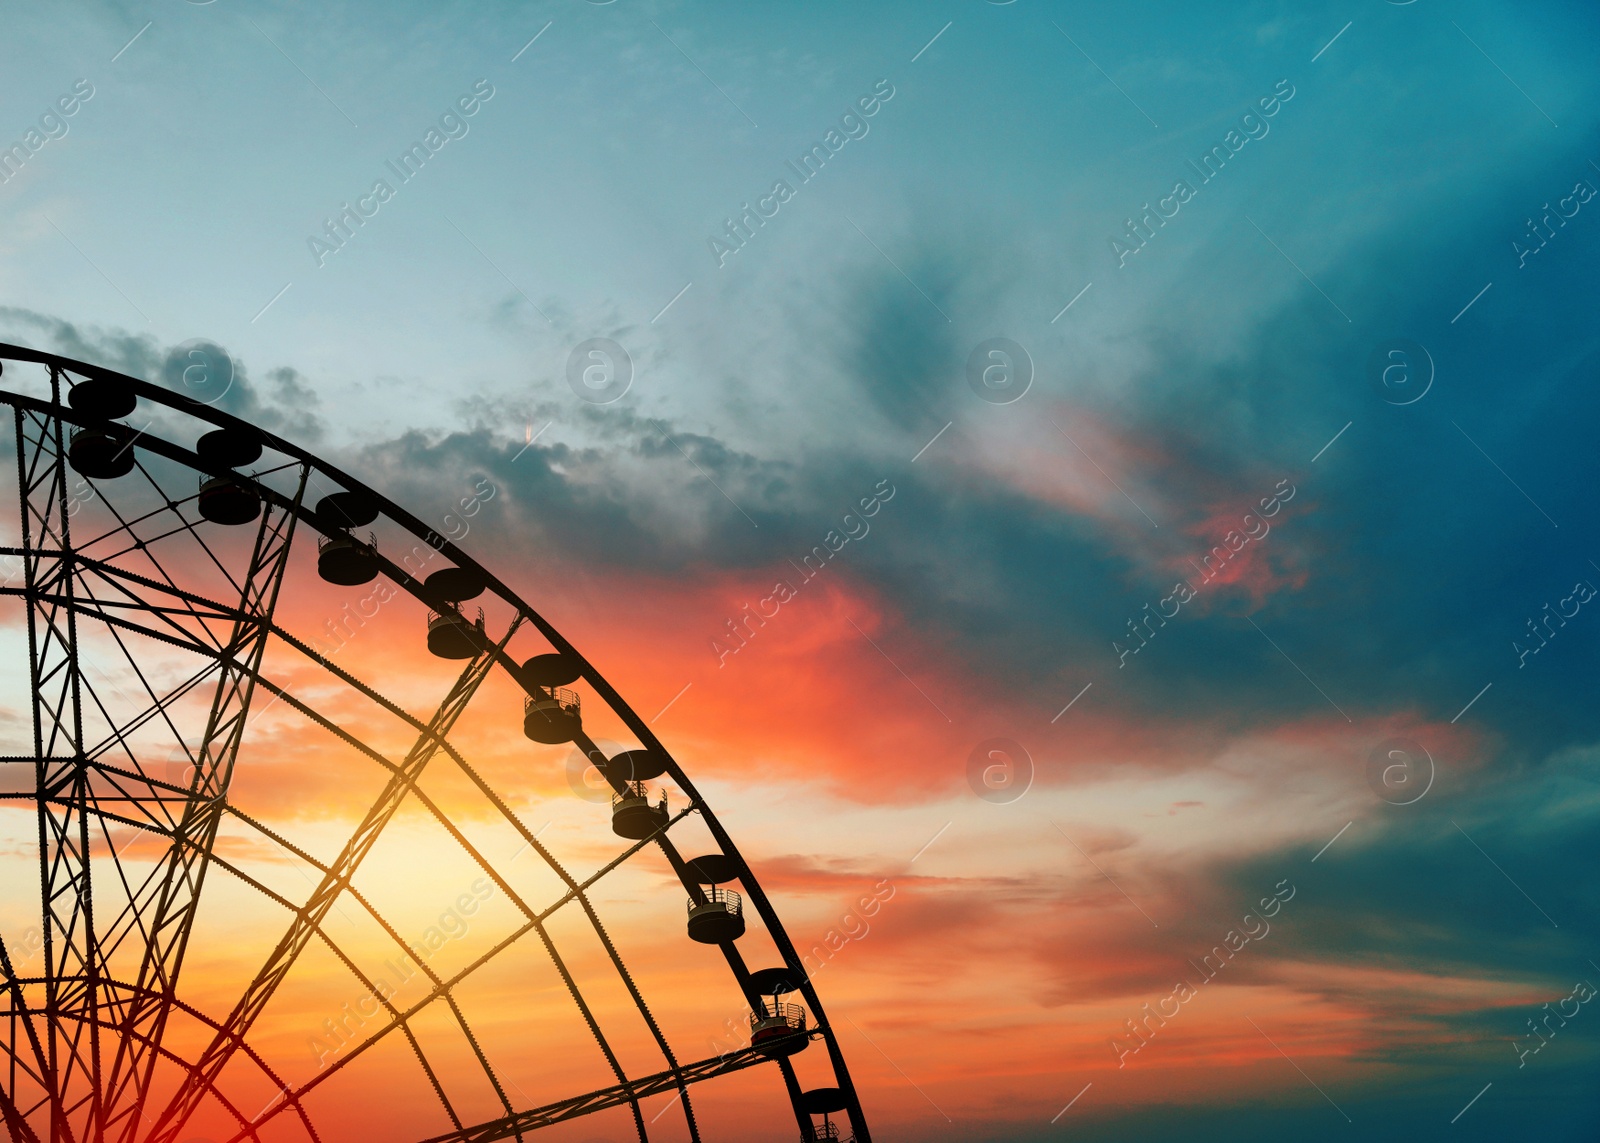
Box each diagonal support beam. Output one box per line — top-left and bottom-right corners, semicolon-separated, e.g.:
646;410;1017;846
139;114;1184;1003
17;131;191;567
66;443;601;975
145;618;521;1143
17;391;96;1143
413;1039;813;1143
97;466;309;1142
0;934;50;1143
0;1081;45;1143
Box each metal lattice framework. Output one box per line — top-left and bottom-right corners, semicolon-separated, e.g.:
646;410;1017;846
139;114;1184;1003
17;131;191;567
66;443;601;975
0;345;870;1143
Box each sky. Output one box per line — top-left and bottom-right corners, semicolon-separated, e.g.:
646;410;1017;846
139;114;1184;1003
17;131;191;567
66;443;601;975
2;0;1600;1140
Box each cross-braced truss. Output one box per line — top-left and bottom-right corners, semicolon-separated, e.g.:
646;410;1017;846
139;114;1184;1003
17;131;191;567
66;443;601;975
0;347;871;1143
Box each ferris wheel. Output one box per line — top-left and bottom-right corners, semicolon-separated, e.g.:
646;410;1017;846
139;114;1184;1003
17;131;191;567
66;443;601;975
0;345;869;1143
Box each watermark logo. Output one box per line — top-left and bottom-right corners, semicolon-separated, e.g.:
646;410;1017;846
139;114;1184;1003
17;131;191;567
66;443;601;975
966;338;1032;404
0;80;95;187
164;744;198;791
1115;476;1296;668
799;879;895;980
1513;978;1595;1068
309;878;494;1068
1109;80;1295;268
967;737;1032;804
566;739;621;804
1113;879;1295;1067
1366;737;1434;805
566;338;632;404
1512;177;1593;270
309;82;495;268
711;478;894;667
1513;578;1595;668
1367;339;1432;405
168;340;234;406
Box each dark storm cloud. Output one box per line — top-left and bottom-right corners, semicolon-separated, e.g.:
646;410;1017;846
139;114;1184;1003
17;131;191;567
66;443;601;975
0;307;326;441
287;138;1600;760
836;255;963;433
1086;141;1600;747
3;130;1596;764
0;306;167;380
752;134;1600;752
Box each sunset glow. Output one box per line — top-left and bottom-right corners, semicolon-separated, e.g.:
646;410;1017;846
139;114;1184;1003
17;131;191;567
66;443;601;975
3;3;1598;1141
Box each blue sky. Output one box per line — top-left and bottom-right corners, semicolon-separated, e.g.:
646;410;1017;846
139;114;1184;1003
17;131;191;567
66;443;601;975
5;0;1590;450
2;1;1599;1140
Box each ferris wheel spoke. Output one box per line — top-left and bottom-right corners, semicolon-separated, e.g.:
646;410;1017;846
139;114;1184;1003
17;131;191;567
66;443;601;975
62;453;307;665
222;803;337;874
221;805;451;973
9;588;225;663
86;816;171;971
0;1030;48;1094
69;485;196;552
69;642;211;783
289;732;652;1139
80;463;268;646
51;1006;271;1143
0;933;56;1141
414;708;697;1143
219;821;679;1143
227;679;662;1142
25;975;322;1143
571;892;695;1141
101;470;308;1140
533;927;649;1142
237;910;540;1137
232;803;701;1143
66;581;231;656
111;454;256;608
535;803;697;924
34;786;178;837
147;623;519;1143
72;551;253;654
92;520;212;566
194;823;495;999
233;595;704;1142
437;993;520;1136
24;598;81;759
278;900;472;1139
0;1085;44;1143
254;769;656;1140
401;1021;468;1133
76;655;222;805
17;385;102;1142
69;453;303;556
200;785;652;1137
231;924;649;1143
411;1039;814;1143
561;734;699;1141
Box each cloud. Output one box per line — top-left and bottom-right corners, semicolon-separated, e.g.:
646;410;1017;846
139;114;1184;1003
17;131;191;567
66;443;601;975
0;307;326;440
5;130;1598;809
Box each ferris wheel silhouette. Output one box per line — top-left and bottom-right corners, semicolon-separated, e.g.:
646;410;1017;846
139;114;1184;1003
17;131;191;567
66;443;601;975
0;345;869;1143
